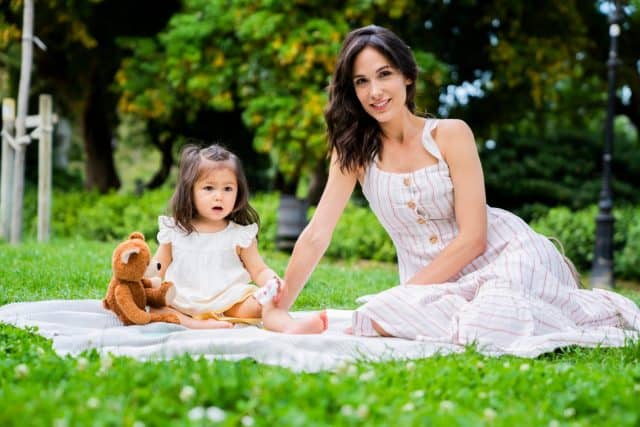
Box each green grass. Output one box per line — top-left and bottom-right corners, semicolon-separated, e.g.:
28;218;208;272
2;239;640;426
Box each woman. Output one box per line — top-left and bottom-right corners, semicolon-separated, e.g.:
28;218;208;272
278;25;639;350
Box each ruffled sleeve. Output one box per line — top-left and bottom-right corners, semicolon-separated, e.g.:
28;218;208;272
233;222;258;249
157;216;176;244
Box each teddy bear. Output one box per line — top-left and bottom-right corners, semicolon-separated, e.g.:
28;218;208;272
102;231;180;325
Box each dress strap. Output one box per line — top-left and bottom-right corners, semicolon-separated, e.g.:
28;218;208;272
421;118;443;162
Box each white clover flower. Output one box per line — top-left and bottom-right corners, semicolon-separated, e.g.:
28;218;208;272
206;406;226;422
179;385;196;402
356;404;370;419
87;397;100;409
53;419;68;427
519;363;530;372
502;361;510;368
132;422;145;427
359;370;375;382
548;420;560;427
347;365;358;376
563;407;576;418
330;375;340;385
340;404;354;416
439;400;455;411
483;408;497;421
476;361;485;369
411;389;425;399
188;407;205;421
634;384;640;392
76;357;88;371
241;415;255;427
402;402;415;412
100;354;113;371
14;364;29;378
36;347;45;356
406;361;416;371
478;391;488;399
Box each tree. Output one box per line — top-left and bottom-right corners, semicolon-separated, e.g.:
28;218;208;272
115;0;448;197
0;0;180;192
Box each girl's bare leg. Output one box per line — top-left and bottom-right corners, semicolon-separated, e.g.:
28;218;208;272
149;306;232;329
225;297;327;334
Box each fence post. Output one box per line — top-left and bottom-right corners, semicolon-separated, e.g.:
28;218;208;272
1;98;16;240
37;94;52;241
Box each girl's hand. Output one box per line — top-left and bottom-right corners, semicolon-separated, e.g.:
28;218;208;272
273;279;286;306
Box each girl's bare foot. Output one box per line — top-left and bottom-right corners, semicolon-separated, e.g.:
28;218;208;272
180;316;233;330
150;307;232;329
282;310;328;334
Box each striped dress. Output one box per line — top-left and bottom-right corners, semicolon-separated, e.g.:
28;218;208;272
352;118;640;354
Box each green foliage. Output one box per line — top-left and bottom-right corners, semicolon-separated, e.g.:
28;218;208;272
115;0;448;191
531;204;640;278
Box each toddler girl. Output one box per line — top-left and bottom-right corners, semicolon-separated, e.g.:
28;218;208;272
152;144;327;333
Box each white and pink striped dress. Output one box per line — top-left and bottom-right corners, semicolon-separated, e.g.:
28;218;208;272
352;118;640;355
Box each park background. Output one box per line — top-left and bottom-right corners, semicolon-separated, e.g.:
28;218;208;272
2;1;640;426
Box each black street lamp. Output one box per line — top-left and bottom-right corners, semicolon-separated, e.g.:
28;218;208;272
590;1;623;290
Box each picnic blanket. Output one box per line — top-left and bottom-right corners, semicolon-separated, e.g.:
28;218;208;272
0;299;637;372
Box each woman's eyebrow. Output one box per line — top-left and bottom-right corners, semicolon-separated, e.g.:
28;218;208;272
353;65;392;79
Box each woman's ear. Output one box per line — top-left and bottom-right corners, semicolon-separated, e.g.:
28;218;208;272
405;78;413;85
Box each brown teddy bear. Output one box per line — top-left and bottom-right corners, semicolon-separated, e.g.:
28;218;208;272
103;231;180;325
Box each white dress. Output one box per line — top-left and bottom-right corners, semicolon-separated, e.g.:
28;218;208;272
157;216;260;322
352;118;640;354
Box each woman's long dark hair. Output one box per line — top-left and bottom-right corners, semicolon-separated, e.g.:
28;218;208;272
171;144;260;234
325;25;419;173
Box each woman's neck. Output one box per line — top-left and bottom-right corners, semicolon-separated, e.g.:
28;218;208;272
380;111;423;145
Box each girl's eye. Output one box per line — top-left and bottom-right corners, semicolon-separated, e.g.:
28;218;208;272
224;186;234;192
203;186;214;191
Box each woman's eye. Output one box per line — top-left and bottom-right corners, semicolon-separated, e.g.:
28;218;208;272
379;70;392;78
354;78;366;86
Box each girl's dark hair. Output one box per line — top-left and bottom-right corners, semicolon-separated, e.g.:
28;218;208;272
325;25;419;173
170;144;260;234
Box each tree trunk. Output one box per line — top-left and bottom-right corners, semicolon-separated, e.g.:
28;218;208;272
307;157;328;206
81;66;120;193
146;138;174;189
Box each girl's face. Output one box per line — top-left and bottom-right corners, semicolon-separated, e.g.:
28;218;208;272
351;46;411;123
192;166;238;229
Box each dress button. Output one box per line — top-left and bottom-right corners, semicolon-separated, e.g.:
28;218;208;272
429;235;438;244
403;177;411;186
407;201;416;209
417;217;426;224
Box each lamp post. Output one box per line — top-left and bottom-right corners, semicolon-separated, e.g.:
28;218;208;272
590;1;623;290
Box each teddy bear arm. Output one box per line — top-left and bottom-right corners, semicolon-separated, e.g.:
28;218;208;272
141;277;154;289
114;285;151;325
145;281;175;308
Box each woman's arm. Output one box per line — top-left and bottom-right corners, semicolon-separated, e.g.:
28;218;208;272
239;240;278;287
154;243;173;279
406;119;487;285
277;153;358;309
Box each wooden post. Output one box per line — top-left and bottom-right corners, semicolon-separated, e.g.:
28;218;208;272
37;94;52;242
10;0;34;244
1;98;16;240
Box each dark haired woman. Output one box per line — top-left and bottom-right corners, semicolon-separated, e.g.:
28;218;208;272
277;25;640;351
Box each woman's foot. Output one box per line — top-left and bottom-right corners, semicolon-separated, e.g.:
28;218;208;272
282;310;328;334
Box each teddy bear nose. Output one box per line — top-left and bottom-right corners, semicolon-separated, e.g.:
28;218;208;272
156;262;161;270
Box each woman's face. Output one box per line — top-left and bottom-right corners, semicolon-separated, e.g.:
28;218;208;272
351;46;411;123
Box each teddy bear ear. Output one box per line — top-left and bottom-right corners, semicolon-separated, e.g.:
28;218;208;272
120;247;141;264
129;232;145;241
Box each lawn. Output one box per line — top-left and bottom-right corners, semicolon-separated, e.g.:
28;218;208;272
1;239;640;427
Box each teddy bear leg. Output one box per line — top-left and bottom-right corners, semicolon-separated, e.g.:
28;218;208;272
115;285;152;325
149;311;181;324
145;281;176;308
